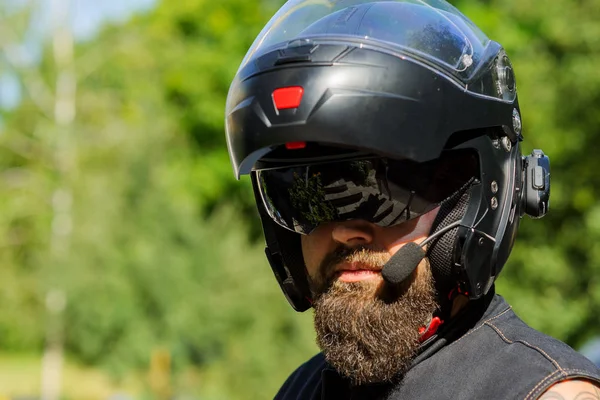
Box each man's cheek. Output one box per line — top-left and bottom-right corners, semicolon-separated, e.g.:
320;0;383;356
304;249;326;279
301;238;317;273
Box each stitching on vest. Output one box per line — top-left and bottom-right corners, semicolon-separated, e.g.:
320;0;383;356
450;306;512;347
525;369;600;400
525;369;563;400
486;321;565;374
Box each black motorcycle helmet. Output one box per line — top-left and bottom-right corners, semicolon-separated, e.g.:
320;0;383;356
225;0;550;312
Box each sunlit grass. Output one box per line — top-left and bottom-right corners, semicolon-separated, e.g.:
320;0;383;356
0;353;142;399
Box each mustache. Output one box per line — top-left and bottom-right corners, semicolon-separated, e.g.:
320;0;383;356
318;246;390;283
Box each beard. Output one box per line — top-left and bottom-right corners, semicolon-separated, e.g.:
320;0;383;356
311;247;438;386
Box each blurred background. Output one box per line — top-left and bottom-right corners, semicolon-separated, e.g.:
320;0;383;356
0;0;599;398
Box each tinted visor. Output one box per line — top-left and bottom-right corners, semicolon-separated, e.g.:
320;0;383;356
257;150;478;234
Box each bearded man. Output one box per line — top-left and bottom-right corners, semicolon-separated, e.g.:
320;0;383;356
224;0;600;398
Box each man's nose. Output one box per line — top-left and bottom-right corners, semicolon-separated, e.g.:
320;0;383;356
331;220;375;247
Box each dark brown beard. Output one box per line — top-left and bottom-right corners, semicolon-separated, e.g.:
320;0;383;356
311;247;438;386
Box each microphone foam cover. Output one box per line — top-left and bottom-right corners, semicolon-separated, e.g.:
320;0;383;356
381;242;426;285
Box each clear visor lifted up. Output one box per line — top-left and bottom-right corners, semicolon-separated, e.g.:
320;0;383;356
241;0;491;76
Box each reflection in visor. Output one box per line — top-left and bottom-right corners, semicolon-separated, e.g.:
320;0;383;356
286;161;416;232
257;152;478;234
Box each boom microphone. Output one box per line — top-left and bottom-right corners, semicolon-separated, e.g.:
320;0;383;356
381;242;426;285
381;220;463;285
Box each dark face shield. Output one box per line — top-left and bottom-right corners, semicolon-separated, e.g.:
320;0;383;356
256;150;478;234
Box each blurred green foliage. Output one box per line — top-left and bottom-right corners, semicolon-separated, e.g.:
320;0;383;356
1;0;316;397
0;0;599;398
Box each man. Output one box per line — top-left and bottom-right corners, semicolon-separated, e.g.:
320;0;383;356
224;0;600;398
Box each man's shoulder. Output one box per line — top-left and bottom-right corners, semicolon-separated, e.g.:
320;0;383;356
397;296;600;399
274;353;327;400
479;296;598;373
428;295;600;399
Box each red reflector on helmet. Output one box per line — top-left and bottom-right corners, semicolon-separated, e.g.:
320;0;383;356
273;86;304;110
285;142;306;150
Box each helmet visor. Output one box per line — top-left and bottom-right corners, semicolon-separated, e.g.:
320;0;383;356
242;0;489;74
256;150;478;234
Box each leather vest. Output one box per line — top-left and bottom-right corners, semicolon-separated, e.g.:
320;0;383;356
275;294;600;399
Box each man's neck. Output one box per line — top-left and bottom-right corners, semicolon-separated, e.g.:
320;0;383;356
450;294;469;318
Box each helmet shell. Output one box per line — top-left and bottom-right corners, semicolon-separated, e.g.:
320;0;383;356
226;0;521;177
225;0;529;311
